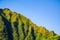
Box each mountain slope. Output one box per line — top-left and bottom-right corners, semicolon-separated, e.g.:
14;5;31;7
0;8;60;40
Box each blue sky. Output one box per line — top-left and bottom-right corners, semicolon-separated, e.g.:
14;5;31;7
0;0;60;34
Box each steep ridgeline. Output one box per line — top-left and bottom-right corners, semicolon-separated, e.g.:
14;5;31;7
0;8;60;40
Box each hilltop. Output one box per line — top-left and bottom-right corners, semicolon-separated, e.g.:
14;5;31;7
0;8;60;40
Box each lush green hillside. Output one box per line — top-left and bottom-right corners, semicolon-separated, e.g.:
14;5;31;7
0;8;60;40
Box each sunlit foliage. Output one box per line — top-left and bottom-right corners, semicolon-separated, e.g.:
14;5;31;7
0;8;60;40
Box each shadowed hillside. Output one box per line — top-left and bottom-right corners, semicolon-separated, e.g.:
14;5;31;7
0;8;60;40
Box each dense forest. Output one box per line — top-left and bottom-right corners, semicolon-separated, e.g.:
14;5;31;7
0;8;60;40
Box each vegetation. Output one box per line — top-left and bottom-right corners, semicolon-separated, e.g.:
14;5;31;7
0;8;60;40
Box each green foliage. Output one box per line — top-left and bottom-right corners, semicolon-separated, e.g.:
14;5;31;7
0;8;60;40
0;16;8;40
36;33;42;40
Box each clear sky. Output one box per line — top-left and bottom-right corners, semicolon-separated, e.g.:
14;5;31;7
0;0;60;34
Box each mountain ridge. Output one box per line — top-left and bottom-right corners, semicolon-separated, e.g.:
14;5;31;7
0;8;60;40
